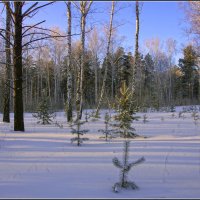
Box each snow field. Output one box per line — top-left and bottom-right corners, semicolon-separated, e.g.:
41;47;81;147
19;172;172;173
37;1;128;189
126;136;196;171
0;109;200;198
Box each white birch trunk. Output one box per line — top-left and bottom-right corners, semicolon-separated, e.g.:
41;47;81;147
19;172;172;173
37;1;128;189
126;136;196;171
95;1;115;116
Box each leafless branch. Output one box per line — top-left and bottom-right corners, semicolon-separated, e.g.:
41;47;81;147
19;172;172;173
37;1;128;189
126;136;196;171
22;2;38;17
0;61;14;66
22;20;46;36
22;2;54;18
4;82;14;90
23;31;53;38
72;2;81;11
22;29;92;48
0;31;13;46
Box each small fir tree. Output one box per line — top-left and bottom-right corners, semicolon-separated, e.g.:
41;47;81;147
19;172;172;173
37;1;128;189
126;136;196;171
170;104;176;112
113;81;139;138
85;109;89;122
112;81;145;192
32;96;55;125
98;112;114;141
143;114;149;123
112;141;145;192
70;119;89;146
90;110;101;122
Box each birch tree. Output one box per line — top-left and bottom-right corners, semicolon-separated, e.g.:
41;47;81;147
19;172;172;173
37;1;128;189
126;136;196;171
182;2;200;38
73;1;93;120
130;0;140;113
66;1;73;122
95;1;115;116
88;27;103;105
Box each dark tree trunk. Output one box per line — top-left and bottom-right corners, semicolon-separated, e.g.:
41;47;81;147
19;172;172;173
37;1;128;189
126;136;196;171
13;2;24;131
3;2;11;123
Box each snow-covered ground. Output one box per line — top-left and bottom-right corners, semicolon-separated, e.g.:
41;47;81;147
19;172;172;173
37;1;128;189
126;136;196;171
0;107;200;198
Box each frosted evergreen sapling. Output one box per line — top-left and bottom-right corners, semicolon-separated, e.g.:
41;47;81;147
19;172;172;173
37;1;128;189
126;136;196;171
98;112;114;141
112;140;145;192
33;96;55;125
112;81;145;192
113;81;139;138
70;119;89;146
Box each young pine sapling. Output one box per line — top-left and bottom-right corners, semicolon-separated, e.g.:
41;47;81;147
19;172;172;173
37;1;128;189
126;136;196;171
170;104;176;112
98;112;114;141
90;110;101;122
32;96;55;125
113;81;140;138
70;120;89;146
112;140;145;192
85;109;89;122
143;114;149;123
112;81;145;192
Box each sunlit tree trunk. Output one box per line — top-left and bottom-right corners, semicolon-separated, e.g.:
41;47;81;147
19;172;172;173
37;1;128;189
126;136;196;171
95;54;98;105
132;0;139;96
75;1;93;120
95;1;115;116
66;1;73;122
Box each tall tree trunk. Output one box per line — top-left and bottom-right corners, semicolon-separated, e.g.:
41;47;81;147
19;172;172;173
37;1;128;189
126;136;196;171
95;54;98;105
13;2;24;131
66;1;73;122
3;2;11;123
76;1;92;120
133;0;139;92
95;1;115;116
130;0;140;113
76;4;85;120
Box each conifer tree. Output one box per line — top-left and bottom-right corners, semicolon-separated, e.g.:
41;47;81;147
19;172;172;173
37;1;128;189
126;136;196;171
98;112;114;141
113;81;139;138
179;45;199;100
70;120;89;146
112;140;145;192
112;81;144;192
84;109;89;122
33;95;55;125
143;114;149;123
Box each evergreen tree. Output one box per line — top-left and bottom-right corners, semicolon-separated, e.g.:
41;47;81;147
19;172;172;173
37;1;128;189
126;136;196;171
112;140;145;192
179;45;199;101
33;95;55;125
143;53;155;107
113;81;139;138
98;112;114;141
143;114;149;123
84;109;89;122
70;119;89;146
118;55;132;88
83;50;95;107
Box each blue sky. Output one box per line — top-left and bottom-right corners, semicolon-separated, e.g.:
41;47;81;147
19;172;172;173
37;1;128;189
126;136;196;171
24;1;188;63
1;1;190;64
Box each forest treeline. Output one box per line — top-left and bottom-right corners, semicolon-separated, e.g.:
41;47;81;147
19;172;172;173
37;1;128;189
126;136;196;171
0;37;199;112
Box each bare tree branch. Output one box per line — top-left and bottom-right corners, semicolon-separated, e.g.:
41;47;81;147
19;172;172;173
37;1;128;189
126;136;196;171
0;31;13;46
22;2;38;17
22;20;46;36
22;2;54;18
